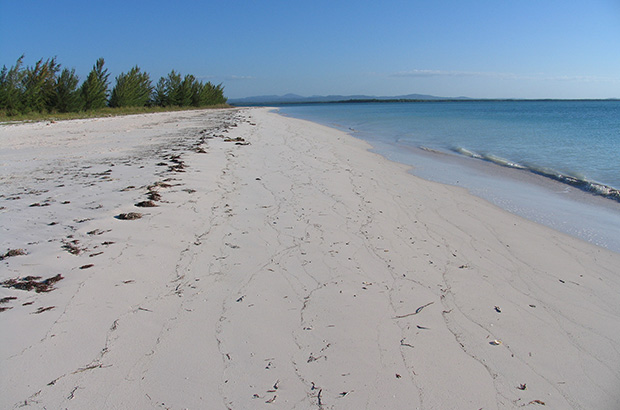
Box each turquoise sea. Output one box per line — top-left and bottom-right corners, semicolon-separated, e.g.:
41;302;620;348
278;101;620;252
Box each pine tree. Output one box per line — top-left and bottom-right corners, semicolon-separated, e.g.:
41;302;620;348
164;70;182;106
80;58;110;110
152;71;226;108
52;68;80;113
22;57;60;113
201;82;226;106
152;77;168;107
189;80;227;107
109;66;152;107
191;80;204;107
0;56;26;115
178;74;195;107
1;55;227;116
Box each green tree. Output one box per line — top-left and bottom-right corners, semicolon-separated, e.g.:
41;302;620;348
190;80;204;107
152;77;168;106
164;70;183;106
80;58;110;110
1;56;226;116
22;57;60;113
109;66;152;107
152;71;226;107
0;55;26;115
178;74;196;107
154;70;190;107
193;81;226;106
52;68;80;113
207;82;226;106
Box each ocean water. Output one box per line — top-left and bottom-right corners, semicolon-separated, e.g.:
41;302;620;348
278;101;620;252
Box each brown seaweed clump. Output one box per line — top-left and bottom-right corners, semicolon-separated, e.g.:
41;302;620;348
0;296;17;311
0;249;27;260
224;136;247;143
62;240;83;255
135;200;158;208
116;212;143;220
147;191;162;201
1;274;64;293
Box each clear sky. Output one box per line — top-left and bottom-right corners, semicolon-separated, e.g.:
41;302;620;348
1;0;619;99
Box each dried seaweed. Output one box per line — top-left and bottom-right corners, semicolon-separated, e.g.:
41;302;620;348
135;200;157;207
0;248;26;260
87;229;109;236
33;306;55;314
116;212;142;220
152;181;172;188
1;274;63;293
224;136;246;143
147;191;161;201
168;164;186;172
62;241;83;255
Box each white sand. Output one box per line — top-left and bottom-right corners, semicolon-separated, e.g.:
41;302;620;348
1;107;620;409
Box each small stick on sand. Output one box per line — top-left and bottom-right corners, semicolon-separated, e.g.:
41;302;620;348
394;302;434;319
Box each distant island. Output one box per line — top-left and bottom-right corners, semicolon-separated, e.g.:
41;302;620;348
228;93;470;105
229;93;619;106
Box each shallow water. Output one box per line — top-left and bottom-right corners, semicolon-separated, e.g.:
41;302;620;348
279;101;620;253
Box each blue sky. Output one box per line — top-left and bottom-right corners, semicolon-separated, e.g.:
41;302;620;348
1;0;619;99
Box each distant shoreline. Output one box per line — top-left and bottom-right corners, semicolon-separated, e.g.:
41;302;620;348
231;97;620;106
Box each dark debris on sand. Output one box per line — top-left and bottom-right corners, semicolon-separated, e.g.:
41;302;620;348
62;240;84;255
135;200;158;208
0;249;27;260
1;274;64;293
116;212;143;220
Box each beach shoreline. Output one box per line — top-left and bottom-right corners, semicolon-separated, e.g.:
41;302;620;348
277;103;620;253
2;107;620;409
396;141;620;252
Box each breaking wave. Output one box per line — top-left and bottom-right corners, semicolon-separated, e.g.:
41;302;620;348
451;147;620;202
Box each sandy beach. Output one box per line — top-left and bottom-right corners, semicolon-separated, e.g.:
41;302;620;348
1;107;620;409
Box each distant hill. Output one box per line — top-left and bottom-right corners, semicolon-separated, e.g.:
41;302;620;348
229;93;471;105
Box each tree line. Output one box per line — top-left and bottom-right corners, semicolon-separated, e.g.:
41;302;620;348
0;56;227;116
